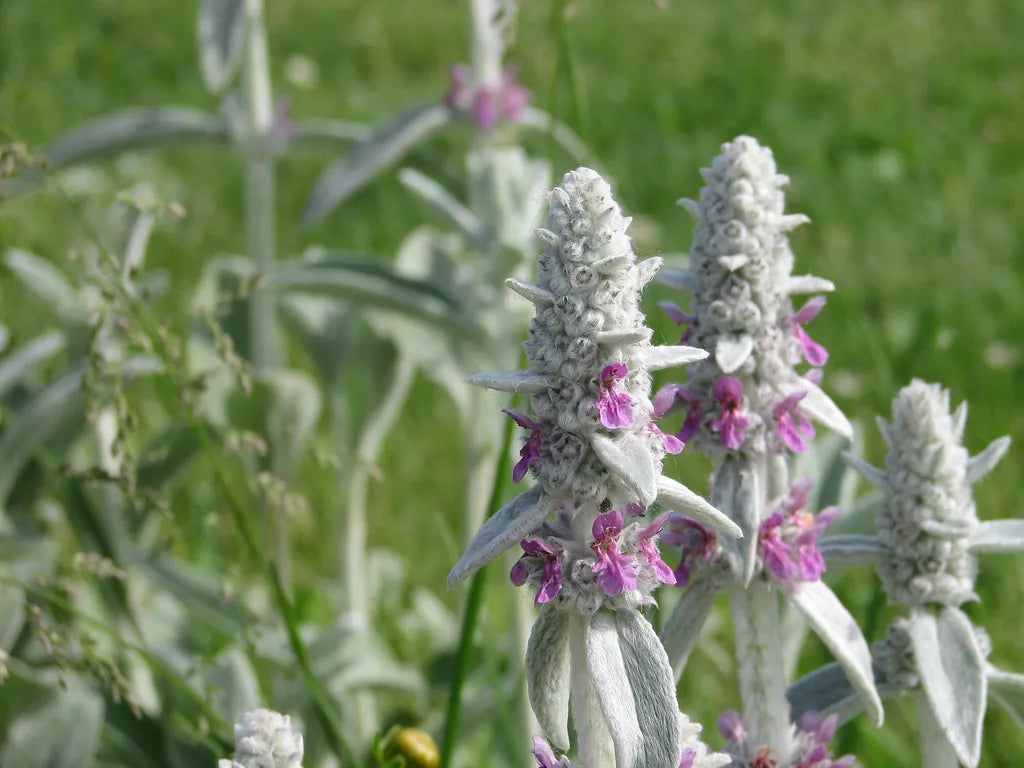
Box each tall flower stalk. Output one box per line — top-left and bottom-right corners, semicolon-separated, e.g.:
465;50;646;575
805;380;1021;767
657;137;881;765
449;167;739;768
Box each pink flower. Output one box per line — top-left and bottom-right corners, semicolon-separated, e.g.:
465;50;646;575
504;409;544;483
511;537;564;604
794;711;855;768
650;383;684;454
531;736;573;768
659;301;694;344
774;391;815;453
597;363;634;428
661;514;716;586
791;297;829;367
711;377;749;450
637;513;676;585
500;67;531;121
676;388;703;446
591;509;638;596
679;749;697;768
758;480;839;584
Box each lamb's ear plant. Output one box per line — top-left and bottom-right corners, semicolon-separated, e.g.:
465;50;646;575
791;379;1021;767
654;136;880;766
450;166;739;768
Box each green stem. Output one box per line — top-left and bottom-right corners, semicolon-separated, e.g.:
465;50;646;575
439;412;515;768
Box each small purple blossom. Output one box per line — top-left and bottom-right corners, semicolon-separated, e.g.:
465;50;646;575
650;383;684;454
794;712;855;768
758;480;840;583
637;513;677;585
791;297;829;367
711;377;749;451
503;409;544;483
597;363;635;428
679;749;698;768
511;537;564;604
659;301;694;344
717;710;745;746
444;63;532;128
531;736;573;768
676;388;703;446
662;514;717;586
591;509;638;596
774;392;815;453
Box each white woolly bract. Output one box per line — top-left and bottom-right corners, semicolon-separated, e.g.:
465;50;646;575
226;709;304;768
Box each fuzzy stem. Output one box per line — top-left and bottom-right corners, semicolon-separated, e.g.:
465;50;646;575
918;694;959;768
730;577;792;762
470;0;505;91
727;453;793;762
341;355;417;743
243;0;279;374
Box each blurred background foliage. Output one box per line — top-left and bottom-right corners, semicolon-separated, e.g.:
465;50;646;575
0;0;1022;766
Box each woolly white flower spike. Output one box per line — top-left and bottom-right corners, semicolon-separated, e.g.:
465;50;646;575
456;168;725;768
847;379;1017;607
659;135;847;461
218;709;304;768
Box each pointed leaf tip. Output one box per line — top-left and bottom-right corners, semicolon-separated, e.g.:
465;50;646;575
447;486;549;587
656;475;742;539
787;580;884;726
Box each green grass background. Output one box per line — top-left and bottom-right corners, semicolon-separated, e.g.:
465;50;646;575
2;0;1023;765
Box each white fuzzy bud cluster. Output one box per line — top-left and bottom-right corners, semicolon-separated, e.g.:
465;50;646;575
876;380;978;606
218;709;304;768
525;168;663;507
674;136;842;458
873;619;992;691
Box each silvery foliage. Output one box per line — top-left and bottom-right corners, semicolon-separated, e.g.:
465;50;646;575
793;379;1022;767
219;709;304;768
658;138;881;763
450;168;736;768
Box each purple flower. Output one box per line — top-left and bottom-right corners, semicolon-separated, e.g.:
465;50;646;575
711;377;749;450
511;537;564;604
473;89;498;128
597;363;634;428
791;297;829;367
504;409;544;483
794;712;855;768
662;514;716;586
650;383;685;454
679;749;697;768
625;502;647;517
759;480;840;584
500;67;531;121
676;388;703;446
717;710;745;746
774;392;815;453
637;513;677;585
659;301;694;344
591;509;638;596
531;736;573;768
760;512;799;581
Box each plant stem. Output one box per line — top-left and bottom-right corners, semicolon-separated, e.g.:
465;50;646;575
728;453;792;762
439;412;515;768
242;0;279;374
730;577;792;763
918;694;959;768
341;355;417;744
